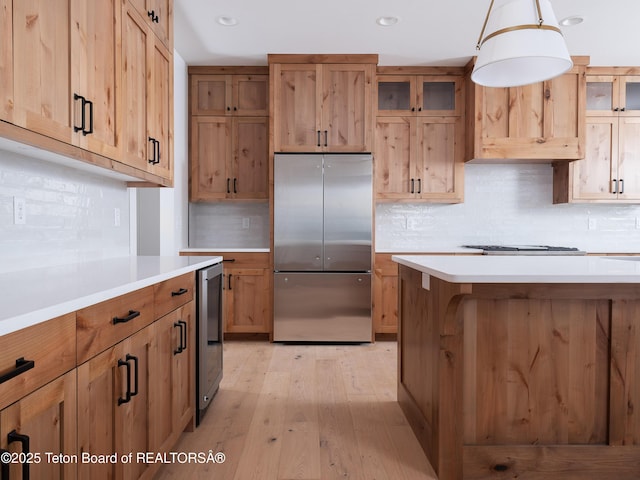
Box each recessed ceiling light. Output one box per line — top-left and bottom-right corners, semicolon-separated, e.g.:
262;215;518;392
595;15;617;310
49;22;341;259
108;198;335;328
376;16;399;27
559;15;584;27
216;16;238;26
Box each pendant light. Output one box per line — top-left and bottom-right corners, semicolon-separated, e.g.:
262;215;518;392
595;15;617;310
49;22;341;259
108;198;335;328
471;0;573;88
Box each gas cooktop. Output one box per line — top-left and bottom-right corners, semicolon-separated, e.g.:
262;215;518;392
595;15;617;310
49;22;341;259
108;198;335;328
463;245;587;255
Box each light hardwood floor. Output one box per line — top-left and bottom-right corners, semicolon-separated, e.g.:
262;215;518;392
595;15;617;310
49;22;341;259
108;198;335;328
155;340;437;480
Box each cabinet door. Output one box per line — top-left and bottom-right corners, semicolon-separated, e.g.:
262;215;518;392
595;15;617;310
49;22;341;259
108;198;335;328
617;117;640;200
9;0;73;143
416;117;463;202
128;0;172;49
189;116;231;201
77;328;153;480
146;0;172;48
471;69;584;160
147;35;173;181
232;117;269;199
152;303;195;454
225;269;269;333
322;64;373;152
272;64;321;152
417;76;463;117
619;76;640;115
121;4;150;171
70;0;120;159
374;116;416;199
190;75;230;115
377;75;415;116
570;117;617;201
1;371;76;480
373;255;398;334
232;75;269;116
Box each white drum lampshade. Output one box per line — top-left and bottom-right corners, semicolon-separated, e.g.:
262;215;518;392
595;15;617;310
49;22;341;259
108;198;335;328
471;0;573;87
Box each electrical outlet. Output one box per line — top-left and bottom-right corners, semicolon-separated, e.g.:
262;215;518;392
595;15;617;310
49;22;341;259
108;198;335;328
242;217;250;229
13;197;26;225
114;207;121;227
588;217;597;230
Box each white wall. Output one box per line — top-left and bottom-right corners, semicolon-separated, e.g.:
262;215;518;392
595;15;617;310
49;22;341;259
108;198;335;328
376;163;640;253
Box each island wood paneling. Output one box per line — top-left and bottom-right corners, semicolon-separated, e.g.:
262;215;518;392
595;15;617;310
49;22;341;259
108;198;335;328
398;266;640;480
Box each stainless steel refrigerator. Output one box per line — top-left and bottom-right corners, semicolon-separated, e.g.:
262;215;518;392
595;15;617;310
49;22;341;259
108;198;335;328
273;153;372;342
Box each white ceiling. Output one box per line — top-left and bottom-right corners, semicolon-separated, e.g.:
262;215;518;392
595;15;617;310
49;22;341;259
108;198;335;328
174;0;640;67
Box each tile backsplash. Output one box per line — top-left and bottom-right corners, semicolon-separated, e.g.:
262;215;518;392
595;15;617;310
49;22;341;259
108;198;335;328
189;202;269;248
376;163;640;253
0;151;130;273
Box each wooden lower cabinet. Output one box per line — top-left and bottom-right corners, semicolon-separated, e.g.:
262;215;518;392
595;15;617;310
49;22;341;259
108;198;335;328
152;302;195;454
0;370;77;480
77;326;153;480
373;254;399;334
225;267;270;333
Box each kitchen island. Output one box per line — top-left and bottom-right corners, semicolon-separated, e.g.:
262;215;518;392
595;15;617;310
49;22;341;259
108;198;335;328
392;255;640;480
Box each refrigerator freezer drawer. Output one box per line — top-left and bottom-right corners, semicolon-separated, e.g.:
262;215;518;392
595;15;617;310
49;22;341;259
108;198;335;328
273;273;372;342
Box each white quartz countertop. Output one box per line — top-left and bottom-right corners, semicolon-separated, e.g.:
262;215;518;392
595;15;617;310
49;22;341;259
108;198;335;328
392;254;640;284
0;255;222;336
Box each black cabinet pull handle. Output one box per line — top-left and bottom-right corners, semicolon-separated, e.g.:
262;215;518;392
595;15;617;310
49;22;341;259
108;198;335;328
324;130;328;147
317;130;321;147
148;137;156;164
614;107;620;112
83;98;94;136
179;320;187;351
233;178;238;194
117;359;131;405
417;178;422;194
620;178;625;194
73;93;86;133
126;354;139;397
0;448;10;480
0;357;35;384
112;310;140;325
155;138;161;165
171;288;188;297
228;273;233;290
173;322;184;355
410;178;415;194
411;107;415;112
8;430;29;480
612;179;618;194
621;107;626;112
223;258;236;263
227;178;231;194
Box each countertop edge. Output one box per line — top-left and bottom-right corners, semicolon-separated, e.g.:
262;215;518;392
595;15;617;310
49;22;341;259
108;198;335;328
1;256;223;336
392;254;640;284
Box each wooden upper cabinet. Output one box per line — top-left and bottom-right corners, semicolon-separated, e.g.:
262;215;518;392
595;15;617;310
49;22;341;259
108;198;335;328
1;0;122;157
553;67;640;203
190;116;268;201
270;55;376;152
375;68;465;203
3;0;73;143
190;73;269;116
466;57;588;161
121;2;174;182
375;116;464;202
71;0;122;159
377;74;463;117
188;67;269;202
127;0;173;49
586;73;640;116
